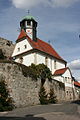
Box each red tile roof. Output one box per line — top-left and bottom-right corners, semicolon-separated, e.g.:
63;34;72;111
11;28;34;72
16;30;66;63
17;29;27;40
74;81;80;87
53;67;68;76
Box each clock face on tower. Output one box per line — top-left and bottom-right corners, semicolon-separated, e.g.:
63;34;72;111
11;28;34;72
26;29;32;35
26;29;32;39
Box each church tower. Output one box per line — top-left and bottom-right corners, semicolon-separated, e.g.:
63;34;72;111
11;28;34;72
20;16;37;42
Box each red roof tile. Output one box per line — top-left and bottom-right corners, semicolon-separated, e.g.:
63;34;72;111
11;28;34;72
53;67;68;76
17;29;27;40
16;30;66;63
74;81;80;87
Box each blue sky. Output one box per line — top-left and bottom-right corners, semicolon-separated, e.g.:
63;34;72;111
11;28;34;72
0;0;80;81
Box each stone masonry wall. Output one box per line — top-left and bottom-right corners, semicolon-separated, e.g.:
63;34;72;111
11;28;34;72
0;61;76;108
0;62;41;107
44;79;65;102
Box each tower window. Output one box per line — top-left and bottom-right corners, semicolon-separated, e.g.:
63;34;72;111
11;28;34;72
18;48;20;52
27;21;31;26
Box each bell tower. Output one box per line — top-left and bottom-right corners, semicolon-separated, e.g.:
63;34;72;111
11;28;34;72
20;16;37;42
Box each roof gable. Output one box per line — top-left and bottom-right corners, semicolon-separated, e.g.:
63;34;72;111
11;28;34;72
53;67;68;76
17;29;27;41
74;81;80;87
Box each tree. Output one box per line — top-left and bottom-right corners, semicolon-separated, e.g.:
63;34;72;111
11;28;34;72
0;80;13;111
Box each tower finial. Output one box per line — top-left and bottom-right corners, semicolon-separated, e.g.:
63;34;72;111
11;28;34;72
27;10;30;15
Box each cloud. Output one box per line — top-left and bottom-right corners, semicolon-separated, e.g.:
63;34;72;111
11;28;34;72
11;0;45;9
11;0;79;9
68;59;80;70
68;59;80;81
48;0;79;8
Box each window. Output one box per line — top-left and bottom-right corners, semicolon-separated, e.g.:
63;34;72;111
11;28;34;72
19;57;23;64
54;60;56;69
27;21;31;26
24;45;27;49
65;77;67;82
18;48;20;52
45;57;48;66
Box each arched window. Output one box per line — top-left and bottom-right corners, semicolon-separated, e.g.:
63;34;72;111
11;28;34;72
54;60;56;69
19;57;23;64
45;57;48;66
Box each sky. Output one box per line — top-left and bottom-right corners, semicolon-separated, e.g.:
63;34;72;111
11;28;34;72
0;0;80;81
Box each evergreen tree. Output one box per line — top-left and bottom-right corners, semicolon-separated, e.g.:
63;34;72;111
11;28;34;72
0;80;13;111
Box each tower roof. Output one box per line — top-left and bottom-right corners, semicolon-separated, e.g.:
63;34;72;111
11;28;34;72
22;15;35;21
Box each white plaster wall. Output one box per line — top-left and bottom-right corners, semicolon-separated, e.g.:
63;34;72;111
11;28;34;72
47;58;52;71
53;69;74;88
52;59;65;74
56;61;65;70
36;53;45;65
53;76;64;83
52;60;55;74
22;53;34;66
63;69;71;78
15;53;34;66
36;53;66;74
63;69;74;88
12;39;32;57
36;53;53;72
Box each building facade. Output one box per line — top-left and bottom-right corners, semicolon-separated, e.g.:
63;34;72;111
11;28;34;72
12;15;75;99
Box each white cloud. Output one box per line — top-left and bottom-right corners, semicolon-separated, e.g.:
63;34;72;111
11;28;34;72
68;59;80;82
48;0;79;8
68;59;80;70
11;0;46;9
11;0;79;9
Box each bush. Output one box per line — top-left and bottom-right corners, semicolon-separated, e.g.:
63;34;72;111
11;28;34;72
39;86;48;104
48;88;57;104
0;80;13;111
39;86;57;104
20;63;52;82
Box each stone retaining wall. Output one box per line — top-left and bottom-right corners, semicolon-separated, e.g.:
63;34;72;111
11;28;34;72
0;62;40;107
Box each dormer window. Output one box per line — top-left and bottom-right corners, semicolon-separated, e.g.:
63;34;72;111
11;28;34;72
18;47;20;52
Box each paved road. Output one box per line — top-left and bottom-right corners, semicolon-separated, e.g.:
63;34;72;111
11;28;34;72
0;102;80;120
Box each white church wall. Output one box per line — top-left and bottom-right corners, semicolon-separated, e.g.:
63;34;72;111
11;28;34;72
56;61;65;69
36;52;66;74
63;69;74;88
12;39;32;57
15;53;34;66
53;69;74;88
51;59;65;74
36;53;45;65
22;53;34;66
53;76;64;83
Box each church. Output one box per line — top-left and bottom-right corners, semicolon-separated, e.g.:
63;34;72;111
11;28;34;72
12;15;74;94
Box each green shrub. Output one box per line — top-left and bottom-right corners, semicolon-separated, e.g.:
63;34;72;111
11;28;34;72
39;86;48;104
48;88;57;104
0;80;13;111
39;86;57;104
